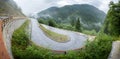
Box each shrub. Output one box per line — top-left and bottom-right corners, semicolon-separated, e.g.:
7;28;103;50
48;19;57;27
78;33;118;59
82;30;97;35
38;19;48;25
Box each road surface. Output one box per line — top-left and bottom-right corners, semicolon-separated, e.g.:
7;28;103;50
31;18;93;51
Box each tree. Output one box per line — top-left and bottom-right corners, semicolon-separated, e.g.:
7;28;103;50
75;18;81;32
38;19;45;24
48;19;56;27
109;1;114;8
119;0;120;3
103;1;120;36
70;19;75;26
109;1;114;5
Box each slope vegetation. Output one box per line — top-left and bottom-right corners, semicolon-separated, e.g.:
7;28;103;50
37;4;106;32
0;0;24;16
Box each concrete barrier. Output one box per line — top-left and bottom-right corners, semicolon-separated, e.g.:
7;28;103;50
0;19;10;59
108;41;120;59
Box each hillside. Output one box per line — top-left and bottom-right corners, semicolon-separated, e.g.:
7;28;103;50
0;0;24;16
37;4;106;32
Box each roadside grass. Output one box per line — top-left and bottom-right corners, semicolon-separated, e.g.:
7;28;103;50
82;29;97;36
39;24;69;43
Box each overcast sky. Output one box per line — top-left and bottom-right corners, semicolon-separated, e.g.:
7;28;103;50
13;0;118;15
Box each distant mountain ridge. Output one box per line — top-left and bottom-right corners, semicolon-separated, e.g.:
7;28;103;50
37;4;106;31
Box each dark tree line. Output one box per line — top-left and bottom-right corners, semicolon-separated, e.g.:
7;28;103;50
70;18;82;32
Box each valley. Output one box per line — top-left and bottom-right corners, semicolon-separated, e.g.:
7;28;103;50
0;0;120;59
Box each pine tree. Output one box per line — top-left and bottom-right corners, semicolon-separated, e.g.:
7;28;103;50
103;1;120;36
75;18;81;32
109;1;114;9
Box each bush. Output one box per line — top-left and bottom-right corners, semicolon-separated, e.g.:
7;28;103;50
82;30;97;35
38;19;48;25
48;19;57;27
57;24;76;31
78;33;118;59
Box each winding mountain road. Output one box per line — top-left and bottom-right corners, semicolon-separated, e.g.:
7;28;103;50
31;18;94;51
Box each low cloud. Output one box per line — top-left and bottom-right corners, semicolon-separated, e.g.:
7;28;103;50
14;0;118;15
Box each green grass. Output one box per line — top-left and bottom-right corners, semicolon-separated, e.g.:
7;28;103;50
39;24;69;43
82;30;97;36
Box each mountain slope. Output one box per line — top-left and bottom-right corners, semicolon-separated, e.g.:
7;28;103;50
0;0;24;16
37;4;106;32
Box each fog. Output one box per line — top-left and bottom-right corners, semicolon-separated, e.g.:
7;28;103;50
13;0;118;15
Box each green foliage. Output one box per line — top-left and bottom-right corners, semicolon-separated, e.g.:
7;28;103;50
48;19;57;27
38;19;45;24
103;1;120;36
37;19;77;32
75;18;81;32
38;18;97;35
109;1;114;6
78;33;118;59
12;20;119;59
11;20;77;59
12;20;51;59
12;1;120;59
12;20;29;49
37;4;106;31
82;30;97;36
70;19;76;26
12;20;30;59
21;45;52;59
57;24;76;31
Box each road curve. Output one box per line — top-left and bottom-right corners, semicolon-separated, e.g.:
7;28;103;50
31;18;90;51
